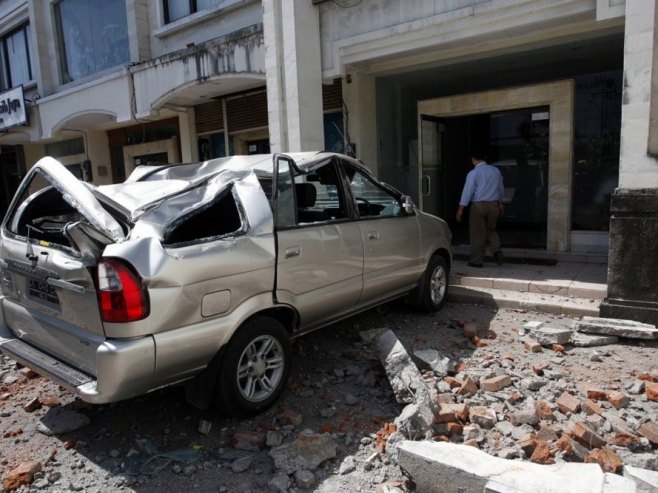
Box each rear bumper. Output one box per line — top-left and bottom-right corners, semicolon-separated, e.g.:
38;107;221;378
0;296;156;404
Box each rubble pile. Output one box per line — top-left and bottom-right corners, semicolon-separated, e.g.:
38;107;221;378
369;317;658;492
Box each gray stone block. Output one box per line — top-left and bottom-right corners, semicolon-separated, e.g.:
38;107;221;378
575;317;658;339
570;332;619;347
376;330;431;405
411;349;455;377
530;327;572;346
624;465;658;492
396;440;637;493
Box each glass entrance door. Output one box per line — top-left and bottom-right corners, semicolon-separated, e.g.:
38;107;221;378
419;107;550;249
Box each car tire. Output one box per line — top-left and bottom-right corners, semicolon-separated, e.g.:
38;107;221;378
419;255;449;312
215;316;292;416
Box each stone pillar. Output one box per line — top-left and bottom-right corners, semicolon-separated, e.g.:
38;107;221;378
342;73;378;174
178;108;198;163
601;0;658;324
85;131;113;185
263;0;324;153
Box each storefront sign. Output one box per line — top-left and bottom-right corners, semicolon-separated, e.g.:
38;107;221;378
0;86;27;131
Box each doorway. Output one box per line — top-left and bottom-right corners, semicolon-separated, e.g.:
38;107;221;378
422;108;549;248
418;80;574;252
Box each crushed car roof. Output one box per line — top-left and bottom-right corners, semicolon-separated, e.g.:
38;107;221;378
95;152;368;219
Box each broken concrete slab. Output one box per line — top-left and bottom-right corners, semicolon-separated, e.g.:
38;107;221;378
624;465;658;492
396;441;636;493
574;317;658;340
411;349;455;377
530;327;572;346
395;400;434;440
570;332;620;347
269;432;337;474
376;330;431;405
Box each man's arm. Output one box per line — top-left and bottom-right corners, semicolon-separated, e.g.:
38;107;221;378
457;172;474;222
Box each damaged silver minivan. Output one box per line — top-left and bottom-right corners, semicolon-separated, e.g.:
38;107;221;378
0;152;451;415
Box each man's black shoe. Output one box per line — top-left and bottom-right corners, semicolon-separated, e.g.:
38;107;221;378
494;251;504;265
467;262;483;268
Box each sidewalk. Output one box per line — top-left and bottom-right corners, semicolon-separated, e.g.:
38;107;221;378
447;252;608;317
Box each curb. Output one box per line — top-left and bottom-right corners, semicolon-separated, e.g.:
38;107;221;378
447;285;600;317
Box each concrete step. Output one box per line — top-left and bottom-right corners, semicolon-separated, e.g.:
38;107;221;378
447;285;600;317
450;273;607;300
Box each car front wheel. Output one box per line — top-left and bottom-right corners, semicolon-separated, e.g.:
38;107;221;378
216;316;291;416
420;255;449;312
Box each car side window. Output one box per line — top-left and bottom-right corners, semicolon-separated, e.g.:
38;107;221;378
347;169;402;218
293;163;347;224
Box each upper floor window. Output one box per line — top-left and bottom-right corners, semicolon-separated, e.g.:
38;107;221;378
55;0;129;83
0;24;34;89
164;0;226;23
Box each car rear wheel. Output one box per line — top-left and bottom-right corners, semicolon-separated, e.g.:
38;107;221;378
420;255;449;312
216;316;291;416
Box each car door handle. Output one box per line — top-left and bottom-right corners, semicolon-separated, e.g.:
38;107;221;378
284;247;301;259
368;232;379;240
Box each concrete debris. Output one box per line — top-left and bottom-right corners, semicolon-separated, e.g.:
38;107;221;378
269;431;337;474
411;349;455;377
574;317;658;340
570;332;620;347
530;327;572;346
198;419;212;435
624;465;658;493
375;329;432;404
396;441;636;493
294;470;315;489
267;474;290;493
36;408;90;436
395;400;434;440
359;327;388;344
523;321;545;332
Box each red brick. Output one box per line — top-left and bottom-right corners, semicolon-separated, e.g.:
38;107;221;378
568;421;607;450
535;400;555;421
585;386;608;401
39;396;61;407
481;375;512;392
523;339;542;353
532;363;549;376
582;399;604;416
458;376;479;397
611;433;642;448
2;461;41;491
530;441;554;465
469;406;497;429
435;393;455;405
508;391;524;403
463;439;480;448
447;422;463;436
584;447;623;473
637;421;658;445
518;437;537;457
279;408;303;426
463;322;479;338
435;404;469;424
646;381;658;402
555;435;586;461
552;344;565;353
556;392;581;415
444;376;462;389
607;391;630;409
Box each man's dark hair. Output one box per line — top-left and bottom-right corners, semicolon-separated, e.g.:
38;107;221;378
471;149;488;161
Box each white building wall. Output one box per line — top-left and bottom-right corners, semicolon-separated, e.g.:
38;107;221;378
619;0;658;188
147;0;262;57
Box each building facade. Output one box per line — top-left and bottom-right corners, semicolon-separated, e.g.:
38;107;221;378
0;0;656;322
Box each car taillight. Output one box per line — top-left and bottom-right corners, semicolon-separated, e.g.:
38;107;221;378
96;259;149;323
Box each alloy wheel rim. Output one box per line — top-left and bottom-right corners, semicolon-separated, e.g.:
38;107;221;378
430;265;447;304
236;335;284;402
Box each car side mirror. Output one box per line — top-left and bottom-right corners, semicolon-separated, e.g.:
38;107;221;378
401;195;415;215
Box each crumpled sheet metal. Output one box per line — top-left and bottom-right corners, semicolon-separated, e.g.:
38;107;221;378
19;157;125;242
